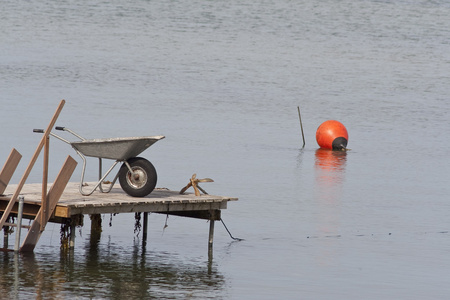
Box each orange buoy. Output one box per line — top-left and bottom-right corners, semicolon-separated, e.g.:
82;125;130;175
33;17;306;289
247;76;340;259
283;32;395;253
316;120;348;150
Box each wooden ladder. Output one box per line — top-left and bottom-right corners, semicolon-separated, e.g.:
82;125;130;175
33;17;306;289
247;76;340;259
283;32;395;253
0;100;78;252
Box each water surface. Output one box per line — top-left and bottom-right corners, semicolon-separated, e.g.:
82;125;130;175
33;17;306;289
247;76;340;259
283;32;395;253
1;0;450;299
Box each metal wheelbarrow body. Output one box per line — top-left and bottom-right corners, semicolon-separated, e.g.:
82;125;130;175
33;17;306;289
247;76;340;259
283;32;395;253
71;136;162;160
40;127;164;197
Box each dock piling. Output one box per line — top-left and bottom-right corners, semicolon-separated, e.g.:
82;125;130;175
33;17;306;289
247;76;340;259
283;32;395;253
143;212;148;243
69;223;76;249
3;224;8;249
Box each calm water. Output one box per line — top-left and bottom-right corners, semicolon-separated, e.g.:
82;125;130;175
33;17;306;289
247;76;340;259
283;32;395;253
1;0;450;299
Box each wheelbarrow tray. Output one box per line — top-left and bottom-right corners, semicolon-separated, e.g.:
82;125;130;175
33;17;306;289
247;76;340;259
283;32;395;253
71;136;165;160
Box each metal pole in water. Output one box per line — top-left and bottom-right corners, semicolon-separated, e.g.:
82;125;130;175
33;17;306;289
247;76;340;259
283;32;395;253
14;196;25;252
297;106;306;148
208;220;215;260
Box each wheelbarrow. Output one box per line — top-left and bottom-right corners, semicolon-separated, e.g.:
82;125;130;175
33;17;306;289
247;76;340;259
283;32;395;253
34;127;164;197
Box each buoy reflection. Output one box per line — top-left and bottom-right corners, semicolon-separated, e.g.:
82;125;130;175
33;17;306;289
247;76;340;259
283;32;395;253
314;148;347;172
313;148;347;266
314;148;347;205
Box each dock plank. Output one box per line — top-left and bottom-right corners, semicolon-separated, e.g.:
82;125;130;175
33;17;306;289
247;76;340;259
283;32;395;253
2;182;238;219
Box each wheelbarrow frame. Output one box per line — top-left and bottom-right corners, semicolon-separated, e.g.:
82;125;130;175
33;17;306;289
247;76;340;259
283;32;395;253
41;127;164;197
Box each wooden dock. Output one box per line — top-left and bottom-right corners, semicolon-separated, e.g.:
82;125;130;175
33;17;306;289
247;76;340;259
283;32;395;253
0;182;238;252
0;100;238;254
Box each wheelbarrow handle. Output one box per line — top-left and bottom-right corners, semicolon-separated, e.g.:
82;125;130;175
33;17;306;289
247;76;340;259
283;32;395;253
54;126;85;140
33;128;71;144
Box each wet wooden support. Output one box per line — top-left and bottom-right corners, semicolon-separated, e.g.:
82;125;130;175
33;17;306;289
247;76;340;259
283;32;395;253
143;212;148;243
3;225;9;249
69;223;76;248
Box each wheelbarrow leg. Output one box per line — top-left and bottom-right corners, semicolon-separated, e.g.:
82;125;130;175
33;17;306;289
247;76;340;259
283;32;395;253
80;161;120;196
97;158;117;193
98;158;103;192
76;152;120;196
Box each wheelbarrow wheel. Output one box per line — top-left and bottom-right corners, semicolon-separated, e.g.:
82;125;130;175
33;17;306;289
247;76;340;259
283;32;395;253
118;157;157;197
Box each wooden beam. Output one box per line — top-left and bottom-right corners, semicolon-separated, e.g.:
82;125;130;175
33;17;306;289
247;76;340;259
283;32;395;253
20;155;77;252
155;210;221;220
41;136;50;231
0;100;65;230
4;222;31;229
65;201;228;216
0;200;40;217
0;148;22;195
53;205;71;218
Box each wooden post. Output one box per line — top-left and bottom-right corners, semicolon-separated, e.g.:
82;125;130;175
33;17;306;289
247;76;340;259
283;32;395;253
90;214;102;233
143;212;148;243
3;224;8;249
0;100;65;230
41;136;49;231
89;214;102;250
69;223;76;249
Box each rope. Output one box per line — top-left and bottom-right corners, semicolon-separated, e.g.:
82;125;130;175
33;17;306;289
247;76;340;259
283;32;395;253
220;218;244;241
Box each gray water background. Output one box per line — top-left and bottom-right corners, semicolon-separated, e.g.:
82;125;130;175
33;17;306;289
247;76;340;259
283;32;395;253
1;0;450;299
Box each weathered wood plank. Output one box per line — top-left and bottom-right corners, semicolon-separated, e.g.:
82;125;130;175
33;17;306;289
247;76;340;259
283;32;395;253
157;209;221;220
54;206;70;218
65;201;227;216
0;148;22;195
41;136;50;231
0;199;41;217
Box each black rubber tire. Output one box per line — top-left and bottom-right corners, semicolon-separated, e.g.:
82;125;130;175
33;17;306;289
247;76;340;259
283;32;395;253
118;157;157;197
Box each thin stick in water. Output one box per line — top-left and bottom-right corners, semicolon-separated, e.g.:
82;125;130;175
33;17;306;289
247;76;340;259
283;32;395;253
297;106;306;148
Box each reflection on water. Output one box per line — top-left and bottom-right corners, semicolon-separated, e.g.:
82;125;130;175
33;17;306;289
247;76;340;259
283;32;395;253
0;233;225;299
314;148;347;173
314;148;347;200
313;149;347;266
